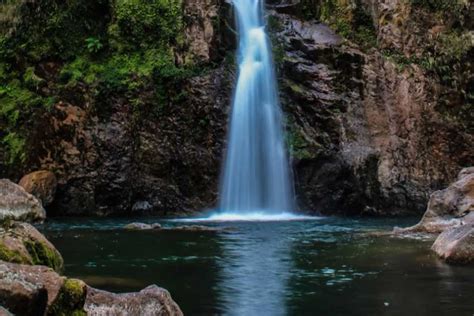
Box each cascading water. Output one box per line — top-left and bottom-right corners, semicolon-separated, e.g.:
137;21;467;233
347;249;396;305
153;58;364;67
218;0;294;215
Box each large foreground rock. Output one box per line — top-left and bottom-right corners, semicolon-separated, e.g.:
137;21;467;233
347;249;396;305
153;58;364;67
18;171;57;206
400;168;474;233
85;285;183;316
0;261;183;316
432;224;474;264
0;261;86;315
0;222;63;272
0;179;46;223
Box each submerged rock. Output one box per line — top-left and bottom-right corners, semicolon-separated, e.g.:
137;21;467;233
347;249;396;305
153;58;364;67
124;222;162;231
432;224;474;264
18;170;57;206
123;223;226;232
85;285;183;316
0;222;63;272
0;179;46;223
401;168;474;233
168;225;224;232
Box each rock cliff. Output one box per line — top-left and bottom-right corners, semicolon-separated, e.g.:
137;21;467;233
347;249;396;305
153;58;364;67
0;0;472;216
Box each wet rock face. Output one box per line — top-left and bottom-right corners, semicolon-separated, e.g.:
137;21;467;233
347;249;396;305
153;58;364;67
18;170;57;206
85;285;183;316
0;180;46;223
432;224;474;264
269;7;474;215
35;67;230;216
15;0;234;217
5;0;472;217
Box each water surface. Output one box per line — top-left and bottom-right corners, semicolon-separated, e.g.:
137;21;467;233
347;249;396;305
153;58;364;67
41;217;474;315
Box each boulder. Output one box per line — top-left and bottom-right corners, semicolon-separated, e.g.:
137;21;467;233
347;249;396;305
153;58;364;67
0;261;183;316
85;285;183;316
399;168;474;233
18;171;57;206
0;261;86;315
0;222;63;272
432;224;474;264
0;179;46;223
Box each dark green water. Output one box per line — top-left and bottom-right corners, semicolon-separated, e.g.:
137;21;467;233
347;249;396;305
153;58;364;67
40;217;474;315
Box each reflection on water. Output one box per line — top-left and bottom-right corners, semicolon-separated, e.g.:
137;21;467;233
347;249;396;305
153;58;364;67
41;217;474;315
217;223;294;315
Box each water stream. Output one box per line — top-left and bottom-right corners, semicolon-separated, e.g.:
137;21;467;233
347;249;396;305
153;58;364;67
219;0;294;214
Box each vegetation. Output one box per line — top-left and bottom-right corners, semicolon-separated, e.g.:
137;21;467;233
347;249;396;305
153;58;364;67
48;278;87;316
0;242;29;264
23;239;63;272
300;0;378;49
0;0;192;167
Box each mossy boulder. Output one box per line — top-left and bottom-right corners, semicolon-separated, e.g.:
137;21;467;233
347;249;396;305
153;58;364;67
0;261;182;316
0;222;63;272
0;179;46;223
0;261;87;315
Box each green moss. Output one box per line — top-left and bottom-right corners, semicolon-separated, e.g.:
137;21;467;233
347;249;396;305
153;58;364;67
0;242;30;264
286;125;316;160
23;240;63;272
48;279;87;316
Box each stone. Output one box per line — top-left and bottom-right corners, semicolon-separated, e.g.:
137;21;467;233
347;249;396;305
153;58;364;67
0;179;46;223
123;222;162;231
132;201;153;213
0;261;182;316
84;285;183;316
432;224;474;264
0;222;64;272
0;262;64;315
18;170;57;206
402;168;474;233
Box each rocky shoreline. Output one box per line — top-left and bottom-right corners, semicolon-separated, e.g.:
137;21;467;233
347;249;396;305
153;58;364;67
0;165;473;314
0;178;183;315
390;167;474;264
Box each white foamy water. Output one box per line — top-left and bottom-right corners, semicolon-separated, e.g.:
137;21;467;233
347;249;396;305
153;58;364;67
176;211;321;222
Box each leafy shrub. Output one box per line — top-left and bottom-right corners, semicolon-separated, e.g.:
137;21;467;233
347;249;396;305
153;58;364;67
85;37;104;54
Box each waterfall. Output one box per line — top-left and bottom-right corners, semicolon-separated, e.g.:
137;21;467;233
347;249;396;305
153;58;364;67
219;0;294;214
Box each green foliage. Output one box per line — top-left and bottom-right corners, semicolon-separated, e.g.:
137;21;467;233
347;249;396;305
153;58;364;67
111;0;183;50
316;0;378;49
411;0;466;13
5;0;109;61
1;133;26;164
85;37;104;54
